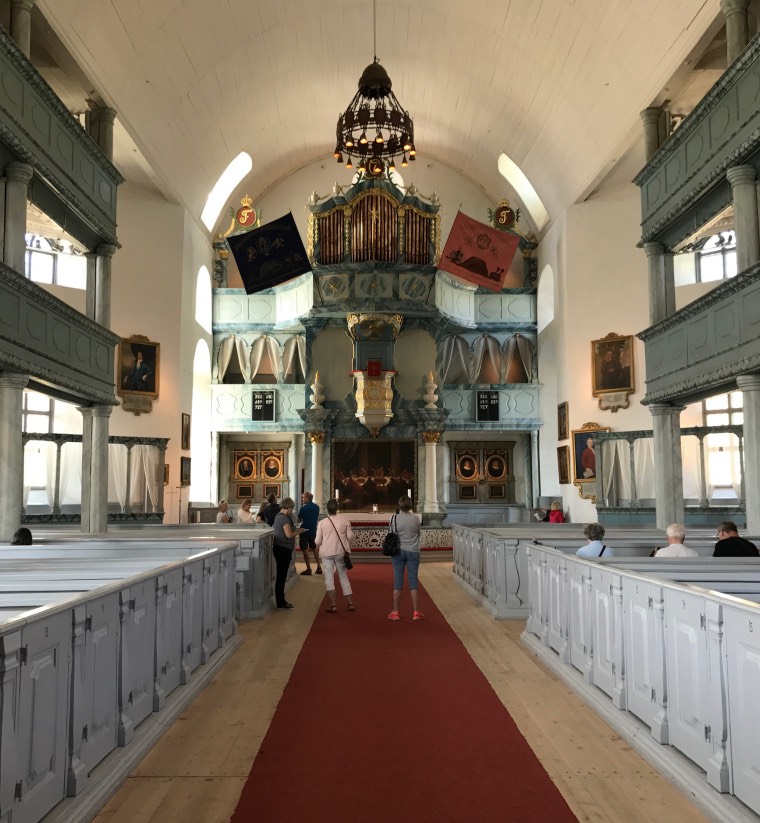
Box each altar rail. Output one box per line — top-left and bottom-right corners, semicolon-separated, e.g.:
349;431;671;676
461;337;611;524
523;543;760;819
0;530;279;823
451;524;734;619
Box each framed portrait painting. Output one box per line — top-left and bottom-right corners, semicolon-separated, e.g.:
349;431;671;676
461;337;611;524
181;413;191;451
557;402;568;441
571;424;609;484
557;446;570;485
180;456;191;487
591;332;634;411
117;335;159;399
234;452;256;480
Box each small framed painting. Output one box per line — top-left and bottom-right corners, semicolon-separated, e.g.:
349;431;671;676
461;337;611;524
237;484;253;499
181;413;191;450
458;485;477;500
263;483;281;498
557;402;568;441
557;446;570;485
488;485;506;499
572;424;609;484
180;456;191;487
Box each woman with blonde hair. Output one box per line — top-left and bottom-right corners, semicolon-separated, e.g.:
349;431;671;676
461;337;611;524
237;499;254;524
315;498;355;612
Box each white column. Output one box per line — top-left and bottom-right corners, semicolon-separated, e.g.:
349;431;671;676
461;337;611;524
308;431;325;505
643;242;675;325
4;161;33;273
721;0;751;64
530;429;540;508
737;374;760;534
422;431;441;513
0;373;28;542
727;165;760;273
79;404;112;534
10;0;35;58
650;403;685;529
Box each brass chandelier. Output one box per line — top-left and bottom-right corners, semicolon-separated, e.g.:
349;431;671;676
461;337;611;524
333;1;416;173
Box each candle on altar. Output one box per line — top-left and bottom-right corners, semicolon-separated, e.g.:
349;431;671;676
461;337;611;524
407;488;411;498
335;489;339;500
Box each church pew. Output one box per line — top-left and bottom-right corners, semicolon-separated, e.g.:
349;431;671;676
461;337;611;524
521;542;760;814
0;542;240;823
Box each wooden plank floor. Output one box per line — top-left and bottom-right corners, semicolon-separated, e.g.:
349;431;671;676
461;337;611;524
93;562;708;823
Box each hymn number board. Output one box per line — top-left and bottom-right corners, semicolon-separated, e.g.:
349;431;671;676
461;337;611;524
476;391;500;422
251;391;275;421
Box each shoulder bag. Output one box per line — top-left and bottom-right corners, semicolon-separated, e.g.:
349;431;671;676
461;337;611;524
327;516;353;570
382;515;401;557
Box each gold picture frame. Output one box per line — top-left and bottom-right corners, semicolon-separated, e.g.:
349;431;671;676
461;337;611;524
234;452;256;480
591;332;634;412
557;446;570;485
117;335;159;399
557;402;568;441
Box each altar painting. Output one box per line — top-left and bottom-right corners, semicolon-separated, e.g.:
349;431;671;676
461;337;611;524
333;440;415;509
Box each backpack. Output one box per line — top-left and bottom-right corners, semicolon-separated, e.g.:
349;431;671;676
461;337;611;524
382;515;401;557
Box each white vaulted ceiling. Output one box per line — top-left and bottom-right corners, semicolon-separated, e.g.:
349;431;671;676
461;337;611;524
37;0;722;235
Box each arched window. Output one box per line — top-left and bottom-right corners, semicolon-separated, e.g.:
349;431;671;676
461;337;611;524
472;335;502;384
195;265;212;334
440;336;470;384
536;264;554;333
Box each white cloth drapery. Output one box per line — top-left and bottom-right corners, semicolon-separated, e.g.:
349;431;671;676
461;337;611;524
470;335;501;383
282;335;306;382
250;335;281;382
502;334;533;382
217;335;238;382
440;336;470;384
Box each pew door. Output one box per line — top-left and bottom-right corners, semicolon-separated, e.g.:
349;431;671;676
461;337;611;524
664;589;711;771
724;603;760;812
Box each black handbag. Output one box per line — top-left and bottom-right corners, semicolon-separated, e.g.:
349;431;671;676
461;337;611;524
382;515;401;557
327;516;353;571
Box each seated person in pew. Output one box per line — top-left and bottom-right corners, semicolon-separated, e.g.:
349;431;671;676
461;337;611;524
653;523;698;557
576;523;614;558
548;501;566;523
714;521;759;557
10;527;32;545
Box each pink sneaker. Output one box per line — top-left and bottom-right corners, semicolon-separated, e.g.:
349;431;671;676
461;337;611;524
413;611;426;621
388;611;400;621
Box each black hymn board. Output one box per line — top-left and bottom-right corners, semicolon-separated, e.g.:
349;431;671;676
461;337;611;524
476;390;500;422
251;390;275;421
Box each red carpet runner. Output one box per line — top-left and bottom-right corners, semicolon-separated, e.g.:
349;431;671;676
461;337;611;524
231;565;577;823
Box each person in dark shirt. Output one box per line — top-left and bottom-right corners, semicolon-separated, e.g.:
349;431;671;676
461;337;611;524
262;493;281;526
713;521;759;557
297;491;322;575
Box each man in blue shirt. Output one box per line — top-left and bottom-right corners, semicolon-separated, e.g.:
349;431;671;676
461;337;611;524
297;491;322;575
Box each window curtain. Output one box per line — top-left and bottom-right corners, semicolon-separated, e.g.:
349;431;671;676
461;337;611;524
250;335;282;382
502;334;533;383
142;445;160;510
217;335;238;382
601;440;631;505
440;336;470;384
235;336;251;383
633;438;655;500
282;335;306;382
680;434;702;502
470;335;501;383
110;443;128;509
60;442;82;505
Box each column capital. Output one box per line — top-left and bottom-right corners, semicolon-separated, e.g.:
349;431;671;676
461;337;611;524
0;373;29;391
649;402;685;417
96;242;118;258
78;403;113;419
726;164;757;187
307;431;326;445
10;0;35;14
421;431;441;444
5;161;33;185
639;107;662;127
92;106;117;125
721;0;751;16
643;241;666;257
736;373;760;392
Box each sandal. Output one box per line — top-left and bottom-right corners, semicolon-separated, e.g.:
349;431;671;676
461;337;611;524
325;605;337;613
388;611;400;621
347;603;356;612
